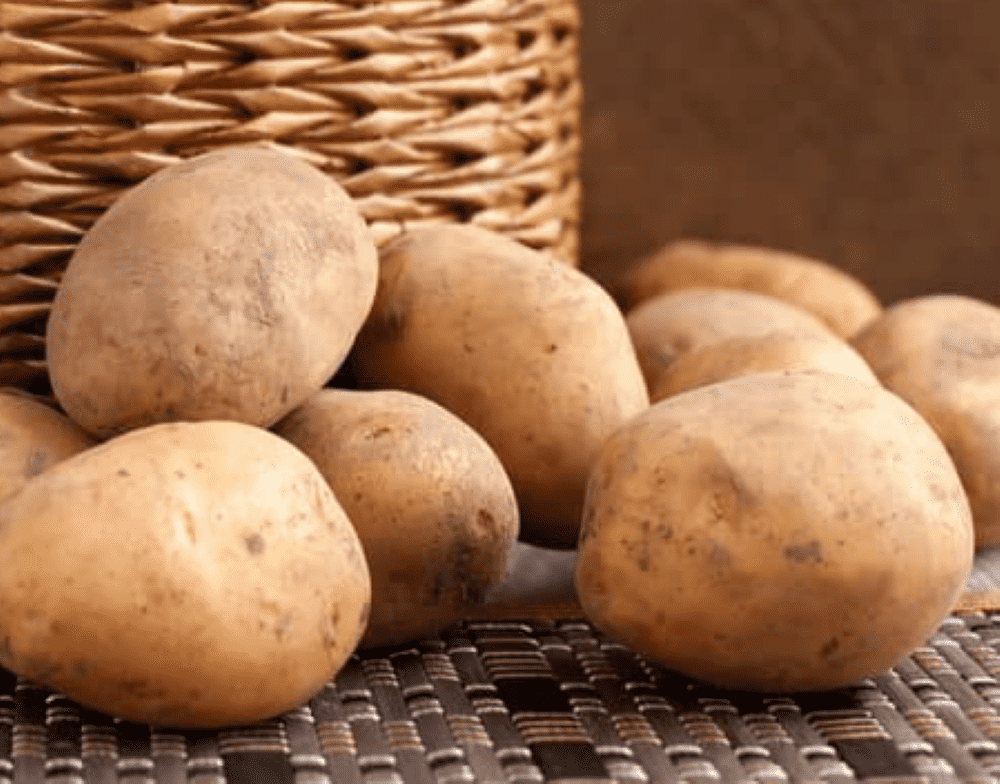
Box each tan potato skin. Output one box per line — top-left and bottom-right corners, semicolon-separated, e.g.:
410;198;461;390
616;239;883;338
650;331;879;401
626;287;839;395
0;421;371;728
851;294;1000;550
274;389;519;648
0;393;96;506
46;145;379;439
575;370;973;692
350;224;649;549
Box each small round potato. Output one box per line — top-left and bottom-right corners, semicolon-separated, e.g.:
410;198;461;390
273;389;519;648
615;239;883;337
0;392;96;506
650;331;879;401
350;224;649;549
576;370;973;692
0;421;371;728
46;145;379;439
851;294;1000;550
626;287;838;395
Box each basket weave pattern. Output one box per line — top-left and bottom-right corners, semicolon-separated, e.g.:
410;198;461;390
0;0;582;394
4;613;1000;784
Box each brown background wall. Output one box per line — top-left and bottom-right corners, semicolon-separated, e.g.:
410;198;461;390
576;0;1000;306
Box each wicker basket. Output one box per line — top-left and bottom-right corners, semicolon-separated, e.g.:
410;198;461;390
0;0;583;396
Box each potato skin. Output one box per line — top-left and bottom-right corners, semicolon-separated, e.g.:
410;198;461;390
0;393;96;506
46;145;378;439
626;287;838;394
350;224;649;549
274;389;519;648
649;331;879;401
576;370;973;692
0;421;371;728
616;239;883;337
851;294;1000;550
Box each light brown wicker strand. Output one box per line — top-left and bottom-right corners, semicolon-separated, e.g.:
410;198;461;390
0;0;581;259
0;0;582;391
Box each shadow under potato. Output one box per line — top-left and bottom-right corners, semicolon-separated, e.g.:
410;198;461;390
484;542;578;607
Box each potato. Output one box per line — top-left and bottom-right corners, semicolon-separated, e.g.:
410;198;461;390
649;331;879;401
273;388;519;648
575;370;973;692
851;294;1000;550
626;287;838;395
616;239;883;337
350;224;649;549
0;393;96;506
0;421;371;728
46;145;379;439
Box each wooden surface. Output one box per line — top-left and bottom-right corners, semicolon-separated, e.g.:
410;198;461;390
577;0;1000;306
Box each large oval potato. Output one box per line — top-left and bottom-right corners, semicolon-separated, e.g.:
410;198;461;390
851;294;1000;550
0;392;96;506
273;388;519;648
650;331;879;401
0;421;371;728
576;370;973;692
615;239;883;337
350;224;649;549
626;287;838;394
46;145;379;439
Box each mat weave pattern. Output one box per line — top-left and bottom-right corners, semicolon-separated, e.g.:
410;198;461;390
0;0;583;394
5;612;1000;783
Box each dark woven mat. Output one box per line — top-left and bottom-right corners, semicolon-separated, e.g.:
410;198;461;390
5;612;1000;784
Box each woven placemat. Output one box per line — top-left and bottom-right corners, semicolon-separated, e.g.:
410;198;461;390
956;547;1000;613
5;609;1000;784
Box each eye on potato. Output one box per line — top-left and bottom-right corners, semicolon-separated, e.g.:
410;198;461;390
0;392;96;506
46;144;379;440
851;294;1000;550
615;239;883;338
0;421;370;728
626;287;838;395
273;388;519;648
649;331;879;401
575;370;973;692
350;224;649;549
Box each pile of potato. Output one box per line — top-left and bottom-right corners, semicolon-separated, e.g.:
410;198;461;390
0;143;990;727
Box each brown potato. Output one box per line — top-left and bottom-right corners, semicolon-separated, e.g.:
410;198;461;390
0;392;96;506
273;388;519;648
626;287;838;394
576;370;973;692
649;331;879;401
350;224;649;549
0;421;370;728
616;239;883;337
851;294;1000;550
46;145;378;439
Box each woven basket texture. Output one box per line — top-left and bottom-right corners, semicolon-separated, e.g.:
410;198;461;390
6;613;1000;784
0;0;583;395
